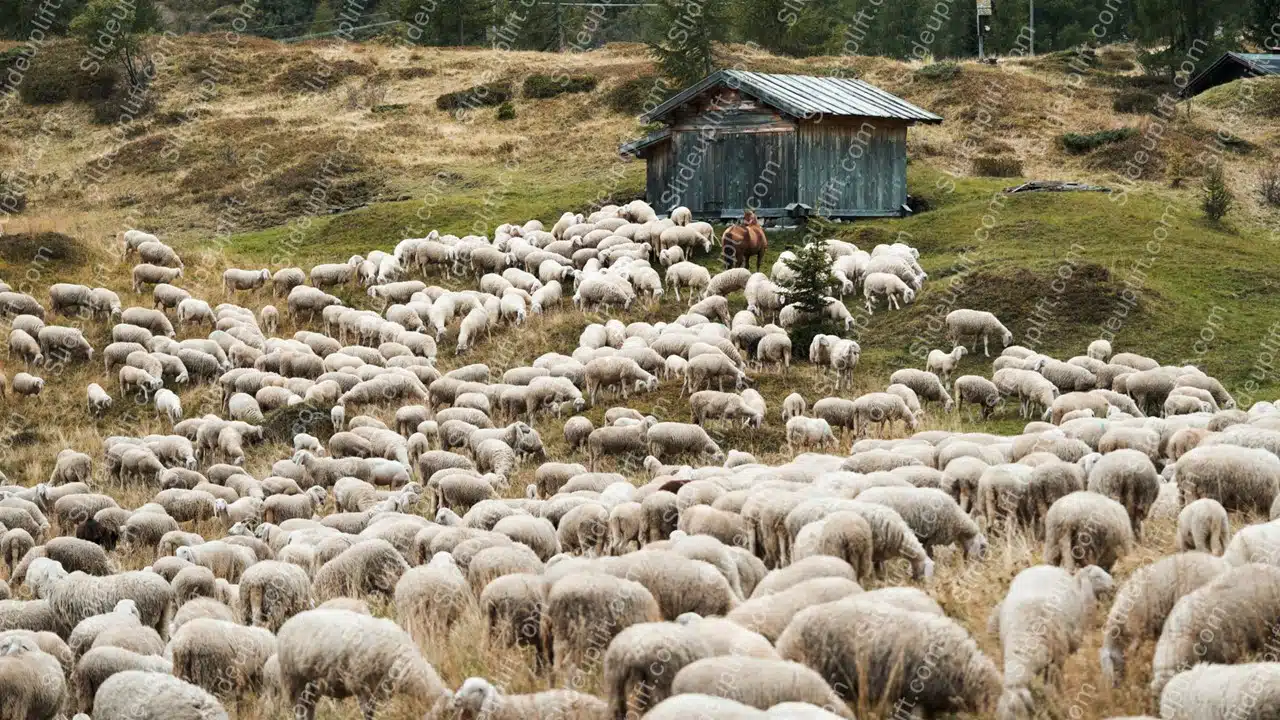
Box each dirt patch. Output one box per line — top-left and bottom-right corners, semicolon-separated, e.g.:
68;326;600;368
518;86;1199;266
272;57;374;93
0;231;87;269
110;134;176;174
965;264;1142;328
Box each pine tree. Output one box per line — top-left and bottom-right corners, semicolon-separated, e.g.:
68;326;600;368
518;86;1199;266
779;241;839;347
1202;165;1234;222
646;0;728;87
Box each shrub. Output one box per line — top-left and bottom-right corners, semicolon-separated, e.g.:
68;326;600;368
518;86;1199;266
89;79;156;124
19;47;118;105
496;101;516;121
1201;165;1233;221
915;61;961;81
605;76;671;115
1058;128;1138;154
1112;90;1156;114
522;73;597;99
972;156;1023;178
435;82;512;111
0;172;28;215
1260;170;1280;208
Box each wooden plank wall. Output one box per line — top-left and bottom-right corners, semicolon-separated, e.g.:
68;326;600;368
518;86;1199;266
796;119;907;215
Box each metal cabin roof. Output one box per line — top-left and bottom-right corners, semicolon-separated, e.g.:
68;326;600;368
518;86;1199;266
640;70;943;125
618;128;671;157
1236;53;1280;74
1182;52;1280;97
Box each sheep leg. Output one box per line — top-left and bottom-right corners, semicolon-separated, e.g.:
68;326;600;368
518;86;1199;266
983;333;990;357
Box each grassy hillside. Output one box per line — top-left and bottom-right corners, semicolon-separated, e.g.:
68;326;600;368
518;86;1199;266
3;36;1280;720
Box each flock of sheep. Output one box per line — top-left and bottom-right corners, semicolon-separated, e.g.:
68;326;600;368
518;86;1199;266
0;197;1278;720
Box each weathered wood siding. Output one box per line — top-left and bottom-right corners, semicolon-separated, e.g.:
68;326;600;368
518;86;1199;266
639;91;910;219
797;119;908;215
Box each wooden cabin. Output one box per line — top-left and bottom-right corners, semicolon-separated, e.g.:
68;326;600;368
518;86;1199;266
620;70;942;221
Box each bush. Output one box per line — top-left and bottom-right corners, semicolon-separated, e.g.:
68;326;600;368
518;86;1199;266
605;76;671;115
1058;128;1138;154
19;47;118;105
435;82;512;111
915;61;961;81
89;79;156;124
1112;90;1156;114
522;73;597;99
496;101;516;121
1261;170;1280;208
972;156;1023;178
0;172;28;215
1202;165;1233;221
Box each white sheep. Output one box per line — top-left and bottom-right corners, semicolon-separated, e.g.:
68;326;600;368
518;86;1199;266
946;309;1013;357
862;272;914;313
1043;491;1133;572
782;393;806;421
786;416;837;452
664;262;711;302
990;564;1114;719
154;389;182;425
1099;551;1227;686
1176;498;1229;555
451;676;606;719
222;268;270;294
925;346;967;385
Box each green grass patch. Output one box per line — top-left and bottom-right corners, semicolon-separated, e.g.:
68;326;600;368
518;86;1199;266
522;74;597;99
914;61;961;81
1058;128;1137;154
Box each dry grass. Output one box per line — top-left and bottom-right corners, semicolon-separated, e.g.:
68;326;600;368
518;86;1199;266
2;36;1280;719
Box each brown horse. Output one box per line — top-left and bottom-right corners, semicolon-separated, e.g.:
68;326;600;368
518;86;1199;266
721;210;768;271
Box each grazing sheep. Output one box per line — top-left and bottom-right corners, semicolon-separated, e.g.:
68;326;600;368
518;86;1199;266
542;572;661;673
1158;662;1280;720
862;272;914;313
888;369;953;412
313;538;408;602
602;621;713;717
169;618;276;698
727;577;863;642
855;486;985;560
91;670;228;720
1099;552;1227;686
239;561;311;631
1177;499;1230;555
1086;449;1160;537
670;657;854;717
1175;445;1280;514
277;609;449;719
72;646;172;713
990;565;1114;719
450;676;606;719
782;392;806;421
954;375;1001;419
1150;563;1280;697
0;635;68;718
777;598;1001;718
946;309;1013;357
1043;492;1134;572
